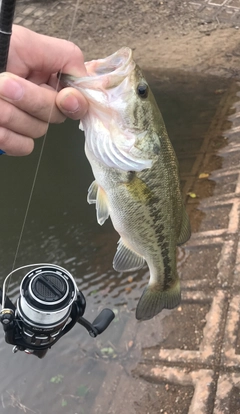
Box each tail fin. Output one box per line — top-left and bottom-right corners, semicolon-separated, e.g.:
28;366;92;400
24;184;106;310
136;279;181;321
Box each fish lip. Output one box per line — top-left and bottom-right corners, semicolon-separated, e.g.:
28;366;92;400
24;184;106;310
86;47;133;76
59;47;135;89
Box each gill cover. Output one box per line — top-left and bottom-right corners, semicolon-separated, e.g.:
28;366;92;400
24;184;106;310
61;47;155;172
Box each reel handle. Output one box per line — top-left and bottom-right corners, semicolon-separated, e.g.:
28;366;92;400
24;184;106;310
78;308;115;338
92;308;115;335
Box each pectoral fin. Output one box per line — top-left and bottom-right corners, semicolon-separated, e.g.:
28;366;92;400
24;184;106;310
177;208;191;246
113;238;145;272
136;278;181;320
87;181;109;225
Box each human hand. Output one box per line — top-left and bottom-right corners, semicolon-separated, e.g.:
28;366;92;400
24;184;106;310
0;25;88;156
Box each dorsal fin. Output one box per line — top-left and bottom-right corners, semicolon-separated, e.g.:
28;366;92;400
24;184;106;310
177;208;191;246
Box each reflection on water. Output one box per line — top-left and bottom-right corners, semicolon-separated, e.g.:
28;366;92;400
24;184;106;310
0;70;232;413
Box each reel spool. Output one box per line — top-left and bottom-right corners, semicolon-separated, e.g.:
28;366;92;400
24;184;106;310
0;264;115;358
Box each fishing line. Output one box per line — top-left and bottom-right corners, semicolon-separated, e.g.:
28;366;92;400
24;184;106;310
6;0;81;293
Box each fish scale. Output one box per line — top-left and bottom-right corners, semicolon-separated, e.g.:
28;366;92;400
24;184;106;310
61;47;191;320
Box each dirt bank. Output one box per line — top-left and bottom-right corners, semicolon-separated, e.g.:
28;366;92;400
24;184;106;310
15;0;240;78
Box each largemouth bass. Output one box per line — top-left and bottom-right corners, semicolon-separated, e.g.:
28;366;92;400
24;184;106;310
61;48;191;320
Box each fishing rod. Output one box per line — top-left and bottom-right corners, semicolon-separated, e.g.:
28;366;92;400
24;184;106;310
0;3;115;358
0;0;16;155
0;0;16;72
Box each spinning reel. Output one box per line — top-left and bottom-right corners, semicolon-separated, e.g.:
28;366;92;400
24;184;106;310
0;264;115;358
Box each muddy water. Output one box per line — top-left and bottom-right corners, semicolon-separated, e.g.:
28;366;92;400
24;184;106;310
0;71;231;413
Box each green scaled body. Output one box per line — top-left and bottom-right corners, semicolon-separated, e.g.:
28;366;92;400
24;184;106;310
61;48;191;320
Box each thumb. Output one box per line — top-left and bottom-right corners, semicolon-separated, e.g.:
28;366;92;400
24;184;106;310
56;87;88;120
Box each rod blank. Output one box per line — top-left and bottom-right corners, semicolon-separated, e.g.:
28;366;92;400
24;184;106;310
0;0;17;72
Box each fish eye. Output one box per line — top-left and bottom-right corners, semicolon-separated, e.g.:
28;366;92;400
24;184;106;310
137;82;148;98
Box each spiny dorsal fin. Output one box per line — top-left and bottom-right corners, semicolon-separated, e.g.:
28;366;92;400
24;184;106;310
87;181;109;225
113;238;145;272
177;207;191;246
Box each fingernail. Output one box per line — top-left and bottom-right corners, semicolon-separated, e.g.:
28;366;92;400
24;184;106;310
61;94;80;113
0;75;23;101
0;150;5;155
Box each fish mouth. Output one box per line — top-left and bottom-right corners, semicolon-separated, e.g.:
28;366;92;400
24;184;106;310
86;47;133;77
59;47;135;90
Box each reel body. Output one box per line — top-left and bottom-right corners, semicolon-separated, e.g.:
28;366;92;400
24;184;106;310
0;264;115;358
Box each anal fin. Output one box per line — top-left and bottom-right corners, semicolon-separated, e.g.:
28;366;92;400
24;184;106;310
136;278;181;320
113;238;145;272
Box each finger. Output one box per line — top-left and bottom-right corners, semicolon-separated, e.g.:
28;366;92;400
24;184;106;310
0;127;34;156
0;99;50;138
0;73;66;124
9;26;88;78
56;87;88;120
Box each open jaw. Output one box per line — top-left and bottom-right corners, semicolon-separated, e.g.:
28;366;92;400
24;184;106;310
59;47;135;93
85;47;134;77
